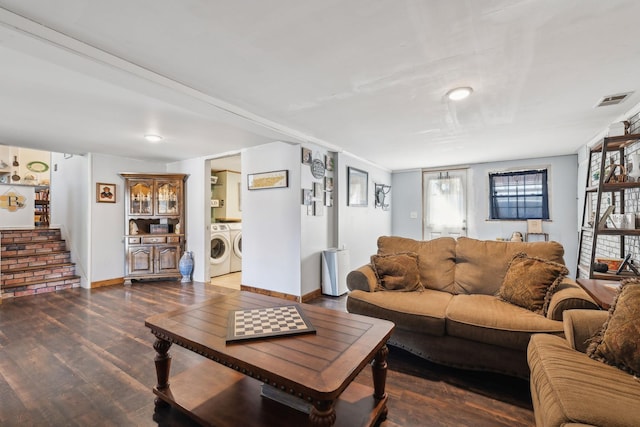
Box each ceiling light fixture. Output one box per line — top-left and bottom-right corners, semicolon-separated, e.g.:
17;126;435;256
144;134;163;143
446;87;473;101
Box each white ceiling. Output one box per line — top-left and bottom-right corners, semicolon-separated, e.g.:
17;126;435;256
1;1;640;171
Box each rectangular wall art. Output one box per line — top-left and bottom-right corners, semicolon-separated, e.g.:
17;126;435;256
248;170;289;190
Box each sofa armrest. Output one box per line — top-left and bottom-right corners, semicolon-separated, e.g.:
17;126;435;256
546;278;599;321
346;265;378;292
563;309;608;353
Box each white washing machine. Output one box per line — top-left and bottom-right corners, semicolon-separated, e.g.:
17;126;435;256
210;224;231;277
227;223;242;272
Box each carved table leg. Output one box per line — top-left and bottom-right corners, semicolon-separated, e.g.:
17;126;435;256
153;337;172;408
372;344;389;420
309;399;336;427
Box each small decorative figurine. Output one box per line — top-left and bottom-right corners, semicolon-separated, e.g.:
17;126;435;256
510;231;523;242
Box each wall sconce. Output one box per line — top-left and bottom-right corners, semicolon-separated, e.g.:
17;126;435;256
374;183;391;210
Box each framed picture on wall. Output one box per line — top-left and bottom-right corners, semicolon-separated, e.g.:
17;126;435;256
96;183;116;203
313;182;323;198
247;170;288;190
324;176;333;191
325;191;333;207
347;167;368;207
302;189;312;205
325;154;334;171
301;147;312;165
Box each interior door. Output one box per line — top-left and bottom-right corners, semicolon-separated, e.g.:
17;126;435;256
423;169;468;240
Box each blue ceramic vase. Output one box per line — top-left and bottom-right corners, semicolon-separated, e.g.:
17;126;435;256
179;251;193;282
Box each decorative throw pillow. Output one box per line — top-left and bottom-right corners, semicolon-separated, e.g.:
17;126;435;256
497;252;568;315
371;252;424;292
587;280;640;377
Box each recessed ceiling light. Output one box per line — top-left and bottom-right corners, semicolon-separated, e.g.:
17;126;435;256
144;134;163;143
446;87;473;101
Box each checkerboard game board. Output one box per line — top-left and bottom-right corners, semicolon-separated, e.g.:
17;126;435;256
226;305;316;343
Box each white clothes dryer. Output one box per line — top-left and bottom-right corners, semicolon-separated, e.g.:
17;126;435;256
227;223;242;272
210;224;231;277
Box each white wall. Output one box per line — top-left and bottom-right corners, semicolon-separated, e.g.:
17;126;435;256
576;145;590;233
300;144;332;297
242;142;384;298
243;141;302;296
0;184;35;227
337;153;392;269
391;154;579;277
167;156;208;282
391;170;423;240
50;153;90;287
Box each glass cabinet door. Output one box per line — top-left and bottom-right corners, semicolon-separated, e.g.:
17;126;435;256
129;181;153;215
156;180;180;215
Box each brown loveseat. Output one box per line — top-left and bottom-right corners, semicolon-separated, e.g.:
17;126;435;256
528;309;640;427
346;236;599;379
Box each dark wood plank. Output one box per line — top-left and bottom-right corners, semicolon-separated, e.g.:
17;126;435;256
0;281;534;426
576;278;620;309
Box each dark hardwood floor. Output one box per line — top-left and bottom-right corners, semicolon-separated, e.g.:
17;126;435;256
0;281;534;426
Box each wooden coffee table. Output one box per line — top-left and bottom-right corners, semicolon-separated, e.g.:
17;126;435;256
145;291;394;426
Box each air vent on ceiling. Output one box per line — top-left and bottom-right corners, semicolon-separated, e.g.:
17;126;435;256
594;92;634;107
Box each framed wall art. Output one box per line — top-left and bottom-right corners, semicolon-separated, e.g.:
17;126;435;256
302;189;312;205
96;183;116;203
248;170;288;190
301;147;312;165
324;176;334;191
347;167;368;207
324;191;333;207
325;154;334;171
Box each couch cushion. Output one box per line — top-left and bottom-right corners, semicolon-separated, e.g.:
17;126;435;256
346;289;452;336
371;252;424;292
528;333;640;427
587;280;640;377
377;236;456;293
446;294;563;351
497;252;568;315
454;237;566;295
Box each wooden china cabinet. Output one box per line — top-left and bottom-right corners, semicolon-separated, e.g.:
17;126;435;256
120;173;188;284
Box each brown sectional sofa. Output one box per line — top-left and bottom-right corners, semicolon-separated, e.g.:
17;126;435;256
346;236;599;379
528;309;640;427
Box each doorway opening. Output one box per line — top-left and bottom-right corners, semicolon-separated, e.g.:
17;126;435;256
208;154;242;283
422;169;468;240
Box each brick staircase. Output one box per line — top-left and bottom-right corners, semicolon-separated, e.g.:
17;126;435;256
1;228;81;298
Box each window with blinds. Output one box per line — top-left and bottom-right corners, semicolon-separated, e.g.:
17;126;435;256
489;169;549;220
